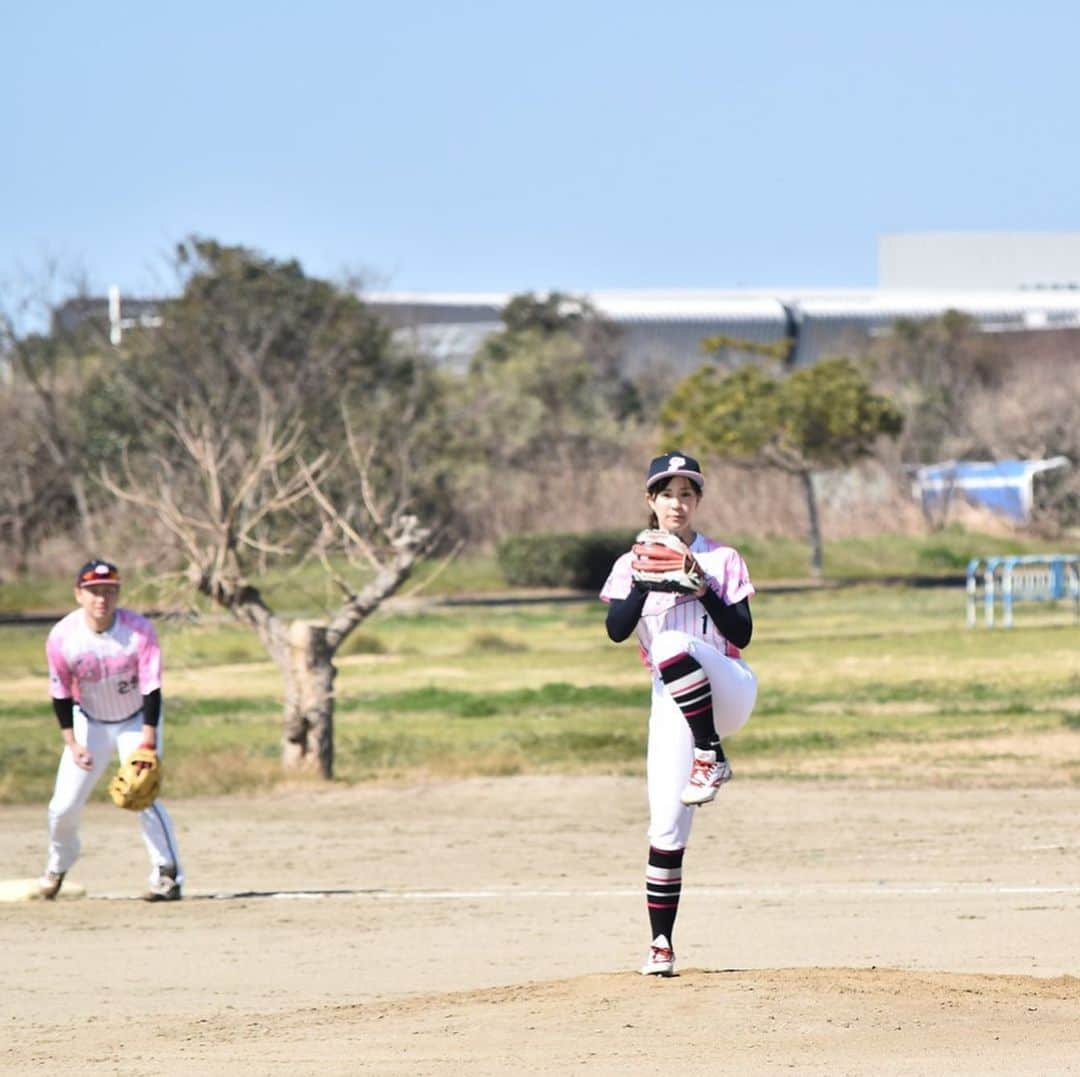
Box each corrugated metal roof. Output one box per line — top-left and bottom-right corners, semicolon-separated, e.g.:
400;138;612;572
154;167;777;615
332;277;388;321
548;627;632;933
370;288;1080;370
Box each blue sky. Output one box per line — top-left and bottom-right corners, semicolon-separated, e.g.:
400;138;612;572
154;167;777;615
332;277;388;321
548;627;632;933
4;1;1079;299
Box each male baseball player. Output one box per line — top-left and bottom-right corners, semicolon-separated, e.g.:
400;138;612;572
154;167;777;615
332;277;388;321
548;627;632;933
39;559;183;901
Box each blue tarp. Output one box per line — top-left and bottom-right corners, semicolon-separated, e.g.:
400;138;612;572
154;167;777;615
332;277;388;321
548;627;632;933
914;457;1070;522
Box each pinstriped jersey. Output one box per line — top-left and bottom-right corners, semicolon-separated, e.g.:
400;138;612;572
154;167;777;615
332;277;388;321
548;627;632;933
599;532;755;665
46;608;162;722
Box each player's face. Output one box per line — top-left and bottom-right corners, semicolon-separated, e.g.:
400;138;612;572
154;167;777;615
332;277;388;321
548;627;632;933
647;476;701;540
75;583;119;633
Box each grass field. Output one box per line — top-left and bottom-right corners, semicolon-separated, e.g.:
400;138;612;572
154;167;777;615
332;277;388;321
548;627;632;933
1;581;1077;804
0;526;1069;618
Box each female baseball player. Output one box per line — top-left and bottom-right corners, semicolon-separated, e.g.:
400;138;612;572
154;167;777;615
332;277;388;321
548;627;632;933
600;452;757;976
38;559;184;902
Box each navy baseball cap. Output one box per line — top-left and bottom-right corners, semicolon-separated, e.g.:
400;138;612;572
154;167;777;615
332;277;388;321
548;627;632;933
76;559;121;587
646;452;704;491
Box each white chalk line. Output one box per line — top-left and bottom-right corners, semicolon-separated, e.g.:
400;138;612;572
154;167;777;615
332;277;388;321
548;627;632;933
90;882;1080;902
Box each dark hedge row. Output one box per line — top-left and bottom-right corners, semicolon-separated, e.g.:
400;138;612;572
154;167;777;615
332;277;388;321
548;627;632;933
496;529;637;590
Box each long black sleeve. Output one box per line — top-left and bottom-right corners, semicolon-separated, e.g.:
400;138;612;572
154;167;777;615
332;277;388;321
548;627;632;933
52;697;75;730
700;591;753;649
606;584;753;649
605;584;649;642
141;688;162;728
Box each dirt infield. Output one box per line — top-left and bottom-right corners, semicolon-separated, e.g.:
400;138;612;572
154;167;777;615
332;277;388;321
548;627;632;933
2;775;1079;1074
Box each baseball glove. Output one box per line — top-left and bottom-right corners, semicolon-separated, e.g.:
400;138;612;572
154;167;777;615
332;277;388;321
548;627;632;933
108;748;162;812
631;529;706;594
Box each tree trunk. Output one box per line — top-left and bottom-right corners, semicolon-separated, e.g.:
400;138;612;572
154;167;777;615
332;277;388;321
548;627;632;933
799;469;824;579
70;474;95;551
280;619;336;778
191;521;431;781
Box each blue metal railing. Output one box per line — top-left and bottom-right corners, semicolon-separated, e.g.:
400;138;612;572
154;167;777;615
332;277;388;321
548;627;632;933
966;554;1080;627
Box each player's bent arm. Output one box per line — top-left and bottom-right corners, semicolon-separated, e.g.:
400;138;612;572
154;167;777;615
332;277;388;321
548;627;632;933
52;698;93;769
605;585;649;642
700;591;753;649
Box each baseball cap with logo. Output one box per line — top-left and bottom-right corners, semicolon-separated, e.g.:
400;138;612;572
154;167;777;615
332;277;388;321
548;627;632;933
76;559;121;588
645;452;705;491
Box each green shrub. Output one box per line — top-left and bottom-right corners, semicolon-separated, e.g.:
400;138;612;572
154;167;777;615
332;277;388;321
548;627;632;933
470;632;528;653
338;631;387;656
496;529;635;590
916;543;977;571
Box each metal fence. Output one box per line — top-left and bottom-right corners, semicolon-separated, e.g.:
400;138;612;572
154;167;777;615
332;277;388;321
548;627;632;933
966;554;1080;627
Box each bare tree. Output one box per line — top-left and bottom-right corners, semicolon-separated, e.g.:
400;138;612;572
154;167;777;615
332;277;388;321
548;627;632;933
100;239;455;777
867;310;1005;466
0;387;70;572
0;263;116;552
963;344;1080;533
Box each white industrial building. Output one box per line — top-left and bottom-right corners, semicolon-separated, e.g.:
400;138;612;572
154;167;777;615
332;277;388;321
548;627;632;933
370;232;1080;373
879;232;1080;291
370;285;1080;373
48;233;1080;374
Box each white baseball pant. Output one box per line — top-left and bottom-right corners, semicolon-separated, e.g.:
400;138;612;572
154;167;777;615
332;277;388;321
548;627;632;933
646;629;757;851
46;705;183;886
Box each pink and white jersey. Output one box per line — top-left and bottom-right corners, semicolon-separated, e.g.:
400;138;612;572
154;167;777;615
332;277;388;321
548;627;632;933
600;533;755;664
46;608;162;722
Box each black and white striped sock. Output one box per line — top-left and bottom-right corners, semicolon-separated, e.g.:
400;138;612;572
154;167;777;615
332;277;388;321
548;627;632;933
646;846;684;943
657;651;716;751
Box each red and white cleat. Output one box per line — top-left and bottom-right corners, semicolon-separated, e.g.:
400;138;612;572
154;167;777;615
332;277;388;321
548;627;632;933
640;935;676;977
680;749;733;806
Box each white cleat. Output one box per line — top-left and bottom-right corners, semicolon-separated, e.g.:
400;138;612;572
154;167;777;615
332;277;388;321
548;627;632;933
640;935;675;977
680;749;733;806
143;866;182;903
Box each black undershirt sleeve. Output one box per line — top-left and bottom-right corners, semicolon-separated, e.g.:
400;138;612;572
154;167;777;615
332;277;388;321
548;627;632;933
605;584;753;649
700;591;753;649
605;583;649;642
52;697;75;731
141;688;162;728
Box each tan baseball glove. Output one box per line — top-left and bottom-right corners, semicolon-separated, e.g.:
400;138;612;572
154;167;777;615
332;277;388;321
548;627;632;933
108;748;162;811
631;529;706;594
